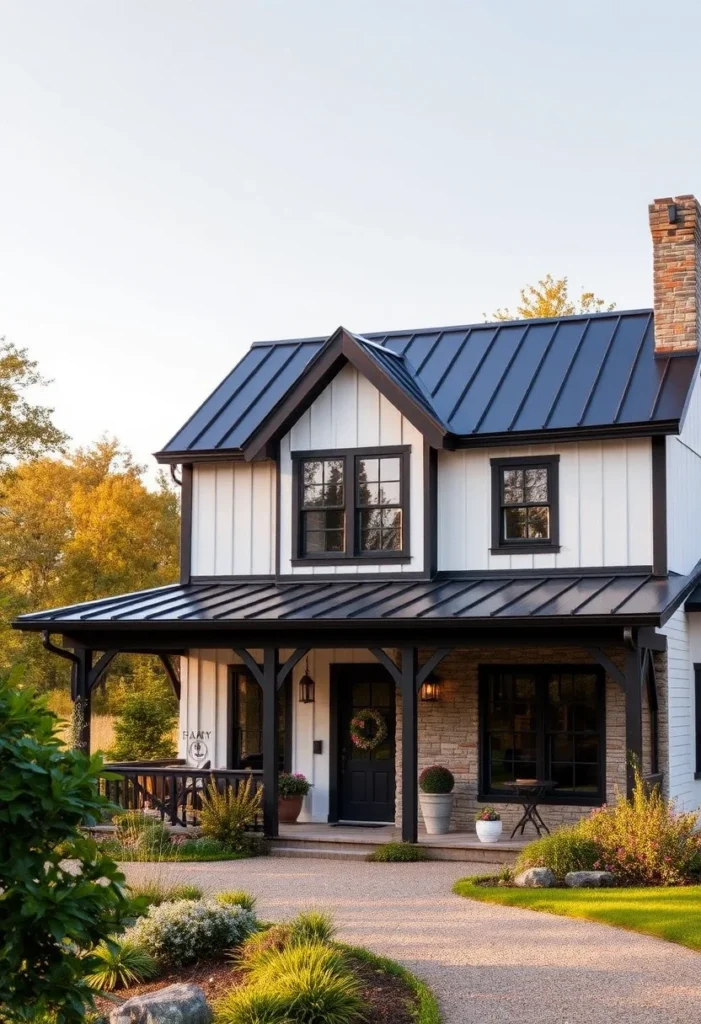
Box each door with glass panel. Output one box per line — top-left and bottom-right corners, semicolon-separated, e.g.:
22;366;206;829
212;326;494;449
336;665;396;822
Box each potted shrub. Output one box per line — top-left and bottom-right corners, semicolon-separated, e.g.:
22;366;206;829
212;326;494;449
475;806;502;843
419;765;455;835
278;772;311;823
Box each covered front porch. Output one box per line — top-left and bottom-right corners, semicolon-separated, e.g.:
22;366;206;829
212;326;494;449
14;573;674;846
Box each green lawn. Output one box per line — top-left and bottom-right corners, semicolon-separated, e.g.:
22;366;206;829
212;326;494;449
453;879;701;952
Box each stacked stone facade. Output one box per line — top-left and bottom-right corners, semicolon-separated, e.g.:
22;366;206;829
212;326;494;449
393;645;666;835
649;194;701;354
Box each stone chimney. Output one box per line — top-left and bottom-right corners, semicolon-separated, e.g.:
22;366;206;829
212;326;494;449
649;194;701;354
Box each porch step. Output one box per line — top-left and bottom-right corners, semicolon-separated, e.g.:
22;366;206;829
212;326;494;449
268;836;519;865
269;845;371;861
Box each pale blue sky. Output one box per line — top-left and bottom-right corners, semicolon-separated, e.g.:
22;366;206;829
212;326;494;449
2;1;700;470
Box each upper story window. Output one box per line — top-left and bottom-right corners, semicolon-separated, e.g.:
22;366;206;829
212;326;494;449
490;454;560;554
292;447;410;564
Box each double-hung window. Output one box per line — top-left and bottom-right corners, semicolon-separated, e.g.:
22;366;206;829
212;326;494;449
292;447;410;563
490;454;560;553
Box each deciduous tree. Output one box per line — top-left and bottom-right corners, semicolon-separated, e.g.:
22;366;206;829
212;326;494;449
0;340;67;466
491;274;615;321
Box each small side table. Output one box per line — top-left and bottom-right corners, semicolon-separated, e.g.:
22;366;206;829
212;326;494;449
504;780;556;838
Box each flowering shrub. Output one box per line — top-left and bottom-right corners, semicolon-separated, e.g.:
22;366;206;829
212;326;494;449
128;898;257;966
582;772;701;886
475;807;501;822
419;765;454;794
278;772;311;798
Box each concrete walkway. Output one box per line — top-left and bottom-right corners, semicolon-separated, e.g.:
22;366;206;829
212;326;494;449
123;858;701;1024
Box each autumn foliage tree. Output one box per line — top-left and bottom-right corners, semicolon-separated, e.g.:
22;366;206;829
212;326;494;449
491;274;615;321
0;438;179;691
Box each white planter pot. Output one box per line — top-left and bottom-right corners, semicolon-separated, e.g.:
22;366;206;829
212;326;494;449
419;792;454;835
475;819;503;844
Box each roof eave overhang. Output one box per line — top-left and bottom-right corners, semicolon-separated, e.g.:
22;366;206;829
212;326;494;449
451;419;681;449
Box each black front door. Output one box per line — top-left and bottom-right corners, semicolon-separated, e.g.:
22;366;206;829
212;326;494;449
335;665;396;823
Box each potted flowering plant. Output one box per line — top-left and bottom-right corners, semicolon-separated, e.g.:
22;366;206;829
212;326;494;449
419;765;455;834
278;772;311;823
475;806;502;843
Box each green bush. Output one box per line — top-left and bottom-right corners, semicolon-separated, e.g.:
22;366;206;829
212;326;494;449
368;841;428;862
126;878;203;912
237;924;293;968
516;823;599;880
215;890;257;913
582;770;701;885
418;765;454;794
127;898;257;966
107;673;178;762
136;820;172;855
216;942;364;1024
289;910;336;946
85;937;158;991
199;776;262;851
0;671;132;1022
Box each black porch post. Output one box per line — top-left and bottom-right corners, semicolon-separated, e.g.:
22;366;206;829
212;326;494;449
261;646;279;838
624;645;643;798
73;649;92;754
399;647;418;844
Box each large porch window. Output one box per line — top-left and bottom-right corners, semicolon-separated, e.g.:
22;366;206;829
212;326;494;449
479;666;605;804
228;668;290;771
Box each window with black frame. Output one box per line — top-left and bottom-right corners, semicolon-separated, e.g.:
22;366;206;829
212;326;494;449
300;457;345;555
229;670;287;771
356;454;403;552
490;455;559;553
481;667;604;802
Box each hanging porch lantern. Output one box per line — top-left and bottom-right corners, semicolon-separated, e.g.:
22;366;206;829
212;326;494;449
298;657;316;704
420;675;441;702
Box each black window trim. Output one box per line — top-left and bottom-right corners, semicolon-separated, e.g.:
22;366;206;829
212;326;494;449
490;454;561;554
291;445;411;565
227;665;291;772
478;663;606;806
691;663;695;774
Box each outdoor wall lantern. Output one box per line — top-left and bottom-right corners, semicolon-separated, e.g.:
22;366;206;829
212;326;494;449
298;658;316;704
420;676;441;702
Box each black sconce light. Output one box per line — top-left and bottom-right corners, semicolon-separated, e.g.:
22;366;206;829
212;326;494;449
420;676;440;702
298;657;315;704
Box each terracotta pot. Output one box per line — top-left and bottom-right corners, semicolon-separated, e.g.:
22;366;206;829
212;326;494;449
278;795;304;823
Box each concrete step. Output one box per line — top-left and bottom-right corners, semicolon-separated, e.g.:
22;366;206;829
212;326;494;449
268;837;518;865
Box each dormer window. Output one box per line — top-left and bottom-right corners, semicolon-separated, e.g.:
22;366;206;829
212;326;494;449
292;447;410;564
490;455;560;554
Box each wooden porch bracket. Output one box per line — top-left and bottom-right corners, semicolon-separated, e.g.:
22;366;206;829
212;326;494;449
158;654;181;700
416;648;453;692
233;646;310;837
88;650;118;693
583;647;625;691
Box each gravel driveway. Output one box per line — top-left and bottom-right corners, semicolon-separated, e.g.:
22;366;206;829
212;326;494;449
123;858;701;1023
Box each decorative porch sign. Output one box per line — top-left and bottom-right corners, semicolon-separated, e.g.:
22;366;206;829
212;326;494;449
349;708;388;751
183;729;211;765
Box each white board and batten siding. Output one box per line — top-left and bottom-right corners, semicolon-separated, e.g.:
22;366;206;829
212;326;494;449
661;607;701;812
437;438;653;571
279;364;425;574
179;647;376;822
191;461;276;576
667;369;701;575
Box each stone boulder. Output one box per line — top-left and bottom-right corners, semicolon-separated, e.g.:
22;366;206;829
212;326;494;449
514;867;556;888
110;984;212;1024
564;870;615;888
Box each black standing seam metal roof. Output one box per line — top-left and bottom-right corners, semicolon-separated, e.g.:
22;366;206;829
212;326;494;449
156;310;698;459
13;572;696;630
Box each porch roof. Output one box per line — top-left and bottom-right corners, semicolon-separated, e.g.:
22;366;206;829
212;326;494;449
13;569;697;633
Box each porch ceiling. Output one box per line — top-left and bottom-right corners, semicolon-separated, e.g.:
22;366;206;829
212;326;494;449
12;569;695;636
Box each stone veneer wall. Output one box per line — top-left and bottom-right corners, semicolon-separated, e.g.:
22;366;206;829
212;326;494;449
392;645;666;835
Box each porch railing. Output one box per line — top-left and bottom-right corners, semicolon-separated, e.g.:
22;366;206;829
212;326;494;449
100;762;264;828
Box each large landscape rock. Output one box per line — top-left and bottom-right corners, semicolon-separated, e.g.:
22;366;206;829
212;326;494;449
110;984;212;1024
564;870;615;888
514;867;556;888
